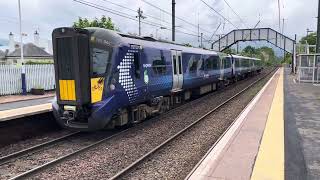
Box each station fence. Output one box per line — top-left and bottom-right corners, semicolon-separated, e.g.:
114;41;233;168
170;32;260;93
0;64;55;95
297;54;320;83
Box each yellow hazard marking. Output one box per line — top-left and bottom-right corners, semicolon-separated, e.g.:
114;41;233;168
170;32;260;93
251;68;284;180
91;77;105;103
59;80;76;101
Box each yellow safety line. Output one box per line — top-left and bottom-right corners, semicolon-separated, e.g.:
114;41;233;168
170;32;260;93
251;68;284;180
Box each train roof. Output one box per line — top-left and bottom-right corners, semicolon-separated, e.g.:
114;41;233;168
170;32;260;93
83;28;260;61
231;54;261;61
86;27;218;55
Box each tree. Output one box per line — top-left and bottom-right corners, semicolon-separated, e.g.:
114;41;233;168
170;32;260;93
257;46;279;66
299;32;317;53
73;16;119;31
299;32;317;45
238;45;279;66
241;46;257;57
281;52;292;64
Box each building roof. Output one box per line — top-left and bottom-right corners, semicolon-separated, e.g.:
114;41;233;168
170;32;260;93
7;43;52;57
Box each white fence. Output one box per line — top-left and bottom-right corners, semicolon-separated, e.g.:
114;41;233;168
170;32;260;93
297;54;320;83
0;64;55;95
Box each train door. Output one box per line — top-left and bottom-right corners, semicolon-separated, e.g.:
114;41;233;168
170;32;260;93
171;50;183;91
230;55;235;77
219;56;225;80
131;44;147;102
231;56;235;76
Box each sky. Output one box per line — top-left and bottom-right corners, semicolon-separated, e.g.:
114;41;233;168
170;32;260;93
0;0;318;50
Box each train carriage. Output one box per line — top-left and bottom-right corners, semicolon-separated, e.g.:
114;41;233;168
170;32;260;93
52;27;262;131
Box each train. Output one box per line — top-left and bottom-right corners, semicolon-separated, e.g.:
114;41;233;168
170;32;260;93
52;27;262;131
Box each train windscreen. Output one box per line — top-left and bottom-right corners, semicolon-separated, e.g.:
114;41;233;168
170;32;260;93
56;37;74;80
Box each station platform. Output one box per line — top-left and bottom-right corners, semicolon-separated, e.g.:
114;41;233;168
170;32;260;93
187;67;320;180
0;98;53;122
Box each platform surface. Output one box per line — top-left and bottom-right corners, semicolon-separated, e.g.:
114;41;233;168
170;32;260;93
284;68;320;179
187;68;320;180
0;97;53;111
187;68;281;180
0;100;52;122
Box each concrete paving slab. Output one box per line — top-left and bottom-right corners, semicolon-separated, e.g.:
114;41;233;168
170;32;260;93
284;68;320;180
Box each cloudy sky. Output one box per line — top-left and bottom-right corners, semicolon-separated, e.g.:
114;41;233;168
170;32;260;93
0;0;318;49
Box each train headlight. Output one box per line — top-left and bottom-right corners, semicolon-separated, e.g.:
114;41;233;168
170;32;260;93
110;84;115;91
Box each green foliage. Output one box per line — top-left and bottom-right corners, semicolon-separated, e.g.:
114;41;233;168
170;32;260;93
25;61;53;65
238;46;281;66
184;43;192;47
299;32;317;53
299;32;317;45
281;52;292;64
73;16;119;31
241;46;257;57
223;48;237;54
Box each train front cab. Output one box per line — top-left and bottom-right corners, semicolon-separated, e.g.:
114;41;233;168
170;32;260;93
52;28;118;131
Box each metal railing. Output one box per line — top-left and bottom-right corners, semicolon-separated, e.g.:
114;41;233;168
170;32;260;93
211;28;295;54
297;54;320;83
0;64;55;95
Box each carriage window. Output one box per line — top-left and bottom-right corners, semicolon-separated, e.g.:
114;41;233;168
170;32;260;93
152;55;167;75
92;48;111;75
224;57;231;68
205;55;220;70
244;59;249;67
213;56;220;70
235;58;240;67
134;52;140;78
187;55;198;73
197;58;204;70
198;55;206;70
205;56;213;70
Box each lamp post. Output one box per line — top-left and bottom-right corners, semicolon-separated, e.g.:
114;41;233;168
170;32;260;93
18;0;26;95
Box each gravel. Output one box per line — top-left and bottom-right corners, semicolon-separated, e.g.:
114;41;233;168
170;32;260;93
0;113;62;147
27;68;275;180
120;70;275;179
0;131;114;179
0;129;73;158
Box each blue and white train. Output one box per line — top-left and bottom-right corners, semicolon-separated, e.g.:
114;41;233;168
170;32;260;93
52;27;262;131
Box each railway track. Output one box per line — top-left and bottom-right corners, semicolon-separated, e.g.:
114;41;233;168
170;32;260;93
1;129;129;180
108;68;278;180
0;131;80;165
1;68;275;180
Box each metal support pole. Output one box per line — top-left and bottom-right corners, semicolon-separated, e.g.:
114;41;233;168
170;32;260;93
18;0;26;95
198;24;200;42
283;38;286;64
293;34;297;73
136;8;146;36
172;0;175;41
237;42;239;54
138;12;141;36
200;33;203;48
316;0;320;53
282;18;285;34
218;35;221;51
